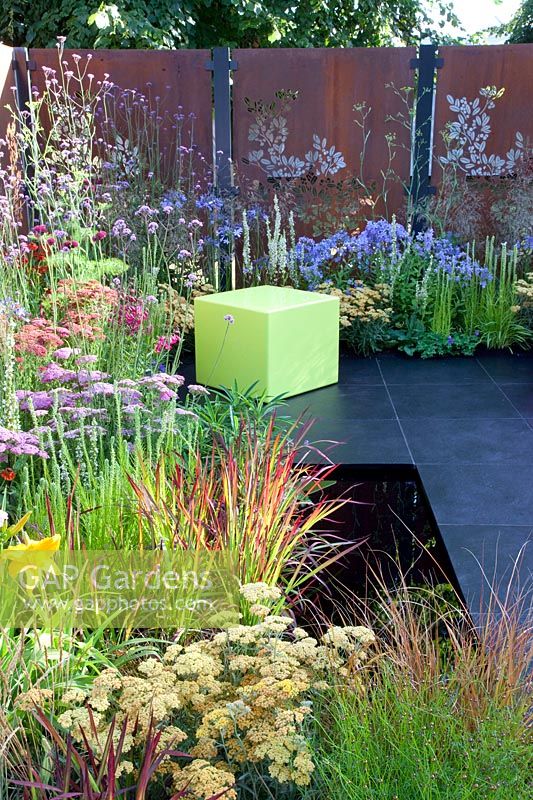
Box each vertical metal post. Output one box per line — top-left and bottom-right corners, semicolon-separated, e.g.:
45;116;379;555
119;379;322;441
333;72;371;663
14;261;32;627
212;46;236;194
206;47;238;291
409;44;443;233
11;47;35;228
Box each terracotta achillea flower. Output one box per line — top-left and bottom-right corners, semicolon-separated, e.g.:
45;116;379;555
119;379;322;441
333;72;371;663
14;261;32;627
44;279;119;340
15;318;70;357
0;467;16;481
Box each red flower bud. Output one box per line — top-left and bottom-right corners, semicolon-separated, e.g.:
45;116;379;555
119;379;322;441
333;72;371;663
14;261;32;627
0;467;16;481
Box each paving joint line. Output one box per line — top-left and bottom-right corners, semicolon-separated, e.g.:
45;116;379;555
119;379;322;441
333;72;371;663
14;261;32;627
475;357;530;423
375;359;416;466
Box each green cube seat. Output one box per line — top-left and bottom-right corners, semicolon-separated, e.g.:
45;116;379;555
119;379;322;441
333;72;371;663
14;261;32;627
194;285;339;398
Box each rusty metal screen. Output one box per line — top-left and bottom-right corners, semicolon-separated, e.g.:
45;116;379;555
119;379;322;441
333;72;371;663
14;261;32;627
29;49;213;169
232;47;416;233
433;45;532;179
2;43;532;240
0;45;14;142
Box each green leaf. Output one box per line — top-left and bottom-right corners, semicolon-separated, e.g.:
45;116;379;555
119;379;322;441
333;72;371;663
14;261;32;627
88;10;110;30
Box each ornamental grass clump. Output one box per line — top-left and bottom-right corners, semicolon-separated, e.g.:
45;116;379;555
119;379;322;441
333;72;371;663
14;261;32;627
6;710;227;800
16;584;375;799
312;558;533;800
475;241;533;349
127;418;355;594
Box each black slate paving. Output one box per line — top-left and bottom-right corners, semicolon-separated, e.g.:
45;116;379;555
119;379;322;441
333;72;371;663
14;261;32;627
378;354;491;384
477;353;533;383
401;417;533;464
496;384;533;416
286;352;533;614
286;384;396;421
337;355;384;385
416;464;533;526
387;382;520;419
439;525;532;616
301;418;412;465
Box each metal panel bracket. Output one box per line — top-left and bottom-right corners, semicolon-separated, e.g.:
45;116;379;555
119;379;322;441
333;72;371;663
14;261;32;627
409;44;443;232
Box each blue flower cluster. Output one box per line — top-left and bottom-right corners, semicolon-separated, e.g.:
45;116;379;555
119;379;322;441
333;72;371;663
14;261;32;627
292;219;493;288
414;229;492;287
293;220;408;287
195;192;225;214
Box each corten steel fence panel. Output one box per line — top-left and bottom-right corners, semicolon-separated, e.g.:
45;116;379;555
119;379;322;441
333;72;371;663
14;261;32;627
232;47;416;235
433;44;533;179
1;46;34;230
0;45;14;143
28;49;213;172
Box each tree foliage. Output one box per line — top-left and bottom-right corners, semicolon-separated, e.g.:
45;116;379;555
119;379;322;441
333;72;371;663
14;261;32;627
1;0;460;49
506;0;533;43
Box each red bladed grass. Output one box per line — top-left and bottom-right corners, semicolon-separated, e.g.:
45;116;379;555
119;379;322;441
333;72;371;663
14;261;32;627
128;416;361;596
7;708;228;799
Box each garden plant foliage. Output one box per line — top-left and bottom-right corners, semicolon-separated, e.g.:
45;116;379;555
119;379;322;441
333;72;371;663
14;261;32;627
0;43;531;800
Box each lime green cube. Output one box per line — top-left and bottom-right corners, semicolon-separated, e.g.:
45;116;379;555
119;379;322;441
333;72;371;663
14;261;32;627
194;286;339;398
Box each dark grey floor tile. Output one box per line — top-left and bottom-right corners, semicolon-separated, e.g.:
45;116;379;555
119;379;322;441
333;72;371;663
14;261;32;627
418;464;533;526
496;384;533;417
402;418;533;464
476;353;533;383
338;357;383;385
389;382;519;419
378;355;490;385
440;525;532;617
301;418;411;465
285;385;395;420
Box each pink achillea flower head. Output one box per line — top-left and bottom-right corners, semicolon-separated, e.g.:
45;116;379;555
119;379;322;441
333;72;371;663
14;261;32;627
187;384;210;396
85;382;115;396
76;354;98;365
52;347;81;360
39;363;78;384
158;388;177;402
0;427;48;459
16;390;54;411
76;369;110;385
175;408;198;418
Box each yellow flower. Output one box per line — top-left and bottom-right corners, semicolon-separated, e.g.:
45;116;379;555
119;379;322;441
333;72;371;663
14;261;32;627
57;593;375;796
2;534;61;582
5;533;61;553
